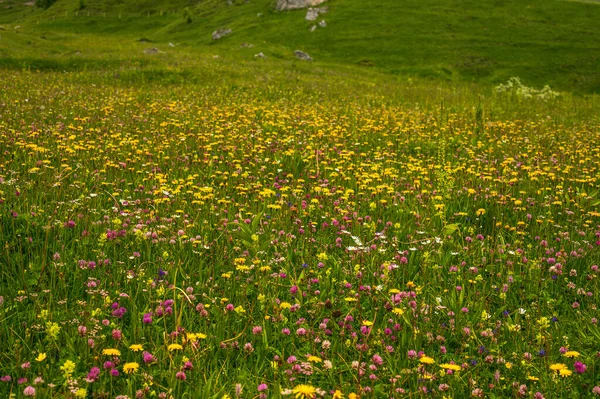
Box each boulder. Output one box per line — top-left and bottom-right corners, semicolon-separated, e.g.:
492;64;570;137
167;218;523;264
254;52;266;59
144;47;160;55
294;50;312;61
212;28;232;40
276;0;327;11
318;20;327;27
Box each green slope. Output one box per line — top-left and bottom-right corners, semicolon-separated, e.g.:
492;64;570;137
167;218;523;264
1;0;599;93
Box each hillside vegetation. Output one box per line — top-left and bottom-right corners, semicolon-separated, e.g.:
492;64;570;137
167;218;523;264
0;0;599;93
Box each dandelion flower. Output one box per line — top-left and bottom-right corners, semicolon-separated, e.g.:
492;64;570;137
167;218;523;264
168;343;183;351
549;363;567;371
564;351;580;358
123;362;139;374
559;368;572;377
332;390;344;399
102;348;121;356
129;344;144;352
35;353;46;362
419;356;435;364
307;355;322;363
440;363;461;371
292;384;317;399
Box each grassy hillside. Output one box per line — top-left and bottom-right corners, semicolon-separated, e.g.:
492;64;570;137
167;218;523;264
0;0;599;93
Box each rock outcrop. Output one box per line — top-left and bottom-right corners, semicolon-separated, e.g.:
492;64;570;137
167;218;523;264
212;28;232;40
276;0;327;11
305;6;327;21
294;50;313;61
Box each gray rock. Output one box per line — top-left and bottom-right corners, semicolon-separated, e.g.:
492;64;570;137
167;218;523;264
254;52;266;58
309;25;317;32
305;6;327;21
144;47;160;54
276;0;327;11
294;50;312;61
240;42;254;48
305;8;319;20
318;19;326;27
212;28;232;40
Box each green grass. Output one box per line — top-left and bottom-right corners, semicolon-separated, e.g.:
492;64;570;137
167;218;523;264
1;2;600;398
0;64;599;399
1;0;599;93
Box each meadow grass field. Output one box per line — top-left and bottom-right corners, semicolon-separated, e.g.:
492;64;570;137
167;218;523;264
2;0;600;398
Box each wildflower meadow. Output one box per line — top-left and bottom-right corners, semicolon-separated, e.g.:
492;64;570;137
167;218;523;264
1;69;600;399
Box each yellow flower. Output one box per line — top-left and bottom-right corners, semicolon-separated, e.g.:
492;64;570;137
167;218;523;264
505;362;513;369
74;388;87;398
439;363;461;371
185;333;197;342
129;344;144;352
35;353;47;362
123;362;139;374
168;343;183;351
102;348;122;356
563;351;580;358
476;208;486;216
307;355;322;363
234;305;245;314
317;252;328;261
406;281;416;289
419;356;435;364
527;376;540;381
292;384;317;399
559;368;572;377
392;308;404;315
348;394;359;399
46;321;61;339
549;363;567;371
361;320;373;327
332;390;344;399
60;359;76;377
